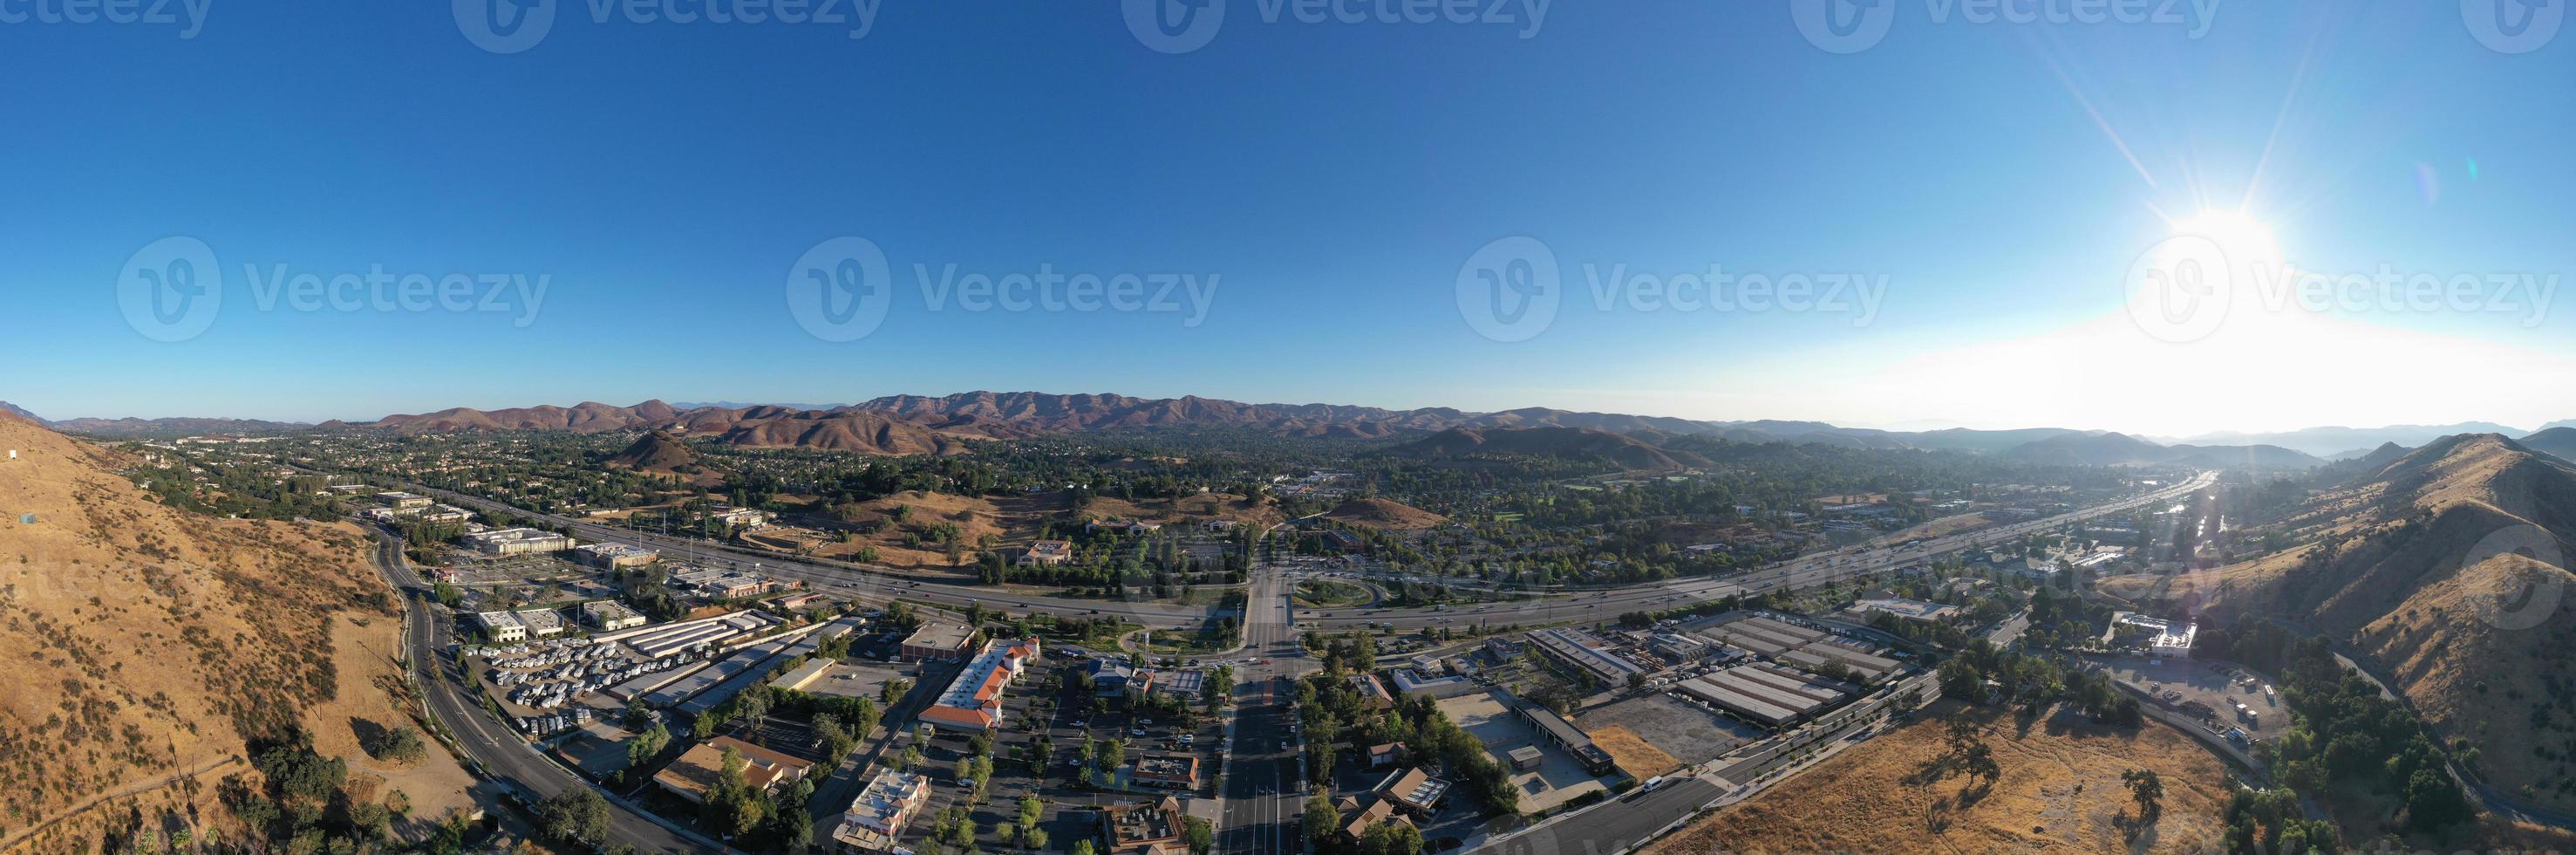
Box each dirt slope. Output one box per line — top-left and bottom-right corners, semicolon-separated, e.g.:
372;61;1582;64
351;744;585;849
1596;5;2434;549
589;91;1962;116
0;414;422;844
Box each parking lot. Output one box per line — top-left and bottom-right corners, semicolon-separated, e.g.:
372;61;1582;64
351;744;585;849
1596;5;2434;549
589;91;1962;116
1436;692;1608;814
2088;654;2287;740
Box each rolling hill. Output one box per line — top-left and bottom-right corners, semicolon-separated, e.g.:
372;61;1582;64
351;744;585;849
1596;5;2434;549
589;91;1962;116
2138;434;2576;811
2520;428;2576;462
1383;426;1704;470
2178;423;2533;458
2000;432;2324;469
0;411;437;848
606;429;699;471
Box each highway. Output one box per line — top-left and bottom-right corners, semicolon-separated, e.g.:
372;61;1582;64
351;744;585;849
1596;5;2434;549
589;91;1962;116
361;527;723;853
1301;471;2218;633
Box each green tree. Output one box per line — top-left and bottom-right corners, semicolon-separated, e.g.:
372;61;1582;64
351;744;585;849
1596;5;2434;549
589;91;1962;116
1301;791;1340;850
536;788;611;845
1182;816;1214;855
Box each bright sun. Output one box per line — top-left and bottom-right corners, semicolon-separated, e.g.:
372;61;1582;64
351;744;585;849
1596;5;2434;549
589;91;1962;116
2169;209;2284;270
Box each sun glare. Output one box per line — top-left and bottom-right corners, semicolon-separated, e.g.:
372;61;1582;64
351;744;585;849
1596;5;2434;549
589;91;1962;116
2170;209;2284;271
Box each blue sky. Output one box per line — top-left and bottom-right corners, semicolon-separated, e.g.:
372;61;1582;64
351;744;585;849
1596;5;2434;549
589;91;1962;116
4;1;2573;434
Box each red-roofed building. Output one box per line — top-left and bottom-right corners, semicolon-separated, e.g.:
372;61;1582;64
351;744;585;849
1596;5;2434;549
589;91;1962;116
920;637;1042;732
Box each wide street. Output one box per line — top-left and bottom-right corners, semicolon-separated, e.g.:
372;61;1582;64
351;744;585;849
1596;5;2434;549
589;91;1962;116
1221;568;1313;853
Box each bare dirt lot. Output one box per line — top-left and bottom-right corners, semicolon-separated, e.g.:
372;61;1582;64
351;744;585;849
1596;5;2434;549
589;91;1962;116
1578;694;1758;769
1644;701;2233;855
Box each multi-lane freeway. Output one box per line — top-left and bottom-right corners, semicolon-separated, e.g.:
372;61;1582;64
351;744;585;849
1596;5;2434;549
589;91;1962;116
343;469;2211;854
1299;471;2218;633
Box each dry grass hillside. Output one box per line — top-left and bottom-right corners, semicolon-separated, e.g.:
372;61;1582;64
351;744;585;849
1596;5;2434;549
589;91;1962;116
2130;434;2576;811
748;489;1279;571
1646;702;2233;855
1324;497;1447;530
0;414;443;849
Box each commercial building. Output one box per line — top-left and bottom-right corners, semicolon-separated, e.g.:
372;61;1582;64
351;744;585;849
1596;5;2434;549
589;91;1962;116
1374;767;1450;816
417;504;474;524
1131;754;1200;790
461;527;572;556
1389;668;1479;701
474;611;527;643
378;491;431;510
711;506;773;529
901;620;977;661
1698;614;1899;683
1505;745;1545;771
918;637;1042;732
573;543;660;570
580;599;648;631
830;770;930;853
1512;701;1617;774
1335;796;1410;845
654;735;815;804
1842;598;1963;625
1527;627;1647;687
1651;633;1711;662
1347;673;1395;708
1675;663;1855;729
514;608;565;638
1101;797;1189;855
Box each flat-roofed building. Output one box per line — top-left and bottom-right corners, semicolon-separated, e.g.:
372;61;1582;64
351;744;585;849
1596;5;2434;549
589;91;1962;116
918;638;1041;732
378;491;431;510
514;608;565;638
654;735;815;804
1842;598;1963;625
461;527;572;556
1512;701;1617;774
1390;668;1478;700
902;620;976;661
418;504;474;524
1675;662;1856;729
474;611;527;643
1506;745;1545;771
1101;797;1189;855
830;770;930;853
1527;627;1646;687
580;599;648;631
1131;754;1199;790
573;543;659;570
